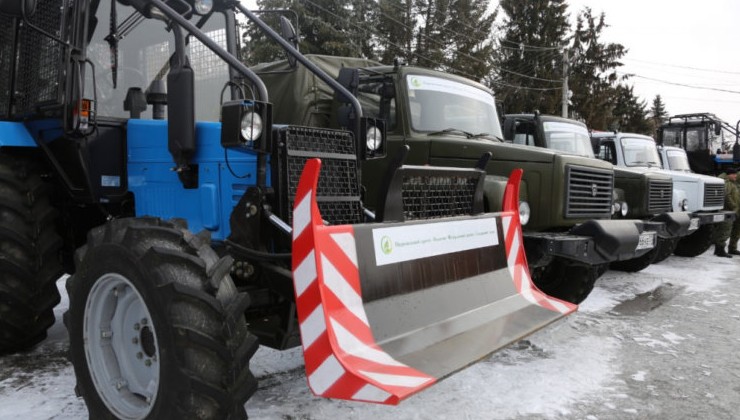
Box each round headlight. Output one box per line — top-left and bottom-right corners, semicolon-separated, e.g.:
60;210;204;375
519;201;531;225
194;0;213;15
366;126;383;151
612;202;621;215
620;201;629;217
240;111;263;142
680;198;689;211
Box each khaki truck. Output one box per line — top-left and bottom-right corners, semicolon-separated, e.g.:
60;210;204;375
502;114;692;271
591;133;734;257
253;56;659;304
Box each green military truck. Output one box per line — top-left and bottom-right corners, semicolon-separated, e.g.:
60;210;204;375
253;56;659;303
502;113;692;271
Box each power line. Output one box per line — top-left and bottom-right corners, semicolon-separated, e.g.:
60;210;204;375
623;57;740;76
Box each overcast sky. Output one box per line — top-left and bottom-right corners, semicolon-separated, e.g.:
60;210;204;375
241;0;740;128
565;0;740;127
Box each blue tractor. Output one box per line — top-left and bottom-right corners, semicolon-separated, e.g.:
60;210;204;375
0;0;577;418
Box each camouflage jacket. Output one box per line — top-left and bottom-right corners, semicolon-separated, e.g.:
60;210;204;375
719;173;740;213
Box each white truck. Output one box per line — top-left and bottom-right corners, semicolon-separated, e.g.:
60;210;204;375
591;132;735;257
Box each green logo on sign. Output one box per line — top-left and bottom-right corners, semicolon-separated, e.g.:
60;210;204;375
411;77;422;88
380;236;393;255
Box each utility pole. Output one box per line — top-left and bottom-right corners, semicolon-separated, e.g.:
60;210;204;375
561;48;569;118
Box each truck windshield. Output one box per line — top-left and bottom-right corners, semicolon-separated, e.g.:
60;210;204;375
665;149;692;172
542;121;594;157
406;75;501;138
86;2;230;121
621;137;662;168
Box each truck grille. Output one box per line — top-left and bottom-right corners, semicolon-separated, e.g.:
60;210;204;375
648;179;673;213
401;174;478;220
703;183;724;208
565;166;613;218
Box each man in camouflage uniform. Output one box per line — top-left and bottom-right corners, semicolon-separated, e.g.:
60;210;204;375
729;169;740;255
714;168;740;257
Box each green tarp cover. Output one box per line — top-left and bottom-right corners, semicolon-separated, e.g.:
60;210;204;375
251;54;382;127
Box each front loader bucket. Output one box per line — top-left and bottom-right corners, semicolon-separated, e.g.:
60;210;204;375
292;160;577;404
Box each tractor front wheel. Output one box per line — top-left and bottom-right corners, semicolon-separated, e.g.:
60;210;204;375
65;218;258;419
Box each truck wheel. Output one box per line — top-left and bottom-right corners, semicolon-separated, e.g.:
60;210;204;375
533;259;600;304
0;156;63;354
673;224;713;257
65;218;258;420
651;237;679;264
609;247;657;272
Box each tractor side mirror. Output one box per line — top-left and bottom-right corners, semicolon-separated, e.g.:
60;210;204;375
279;16;298;68
0;0;37;17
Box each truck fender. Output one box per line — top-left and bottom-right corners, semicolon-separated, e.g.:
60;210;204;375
0;122;38;148
482;174;528;213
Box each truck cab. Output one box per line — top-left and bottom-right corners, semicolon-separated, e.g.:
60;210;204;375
503;113;691;270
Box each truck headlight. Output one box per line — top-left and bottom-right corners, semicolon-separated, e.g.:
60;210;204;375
620;201;629;217
519;201;531;225
680;198;688;211
241;111;263;142
612;201;621;215
193;0;213;14
366;126;383;151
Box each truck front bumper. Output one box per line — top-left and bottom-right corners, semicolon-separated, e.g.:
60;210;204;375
523;219;659;268
648;212;692;239
688;210;736;230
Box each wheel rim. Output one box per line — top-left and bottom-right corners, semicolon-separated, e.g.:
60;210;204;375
84;273;160;419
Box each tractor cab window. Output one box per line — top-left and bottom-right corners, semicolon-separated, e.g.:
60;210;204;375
685;127;707;152
405;74;502;138
620;137;662;168
86;2;229;121
665;149;692;172
541;121;593;157
596;140;617;164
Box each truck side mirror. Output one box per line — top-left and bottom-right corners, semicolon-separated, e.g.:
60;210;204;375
502;118;516;141
0;0;37;17
714;122;722;136
279;16;298;68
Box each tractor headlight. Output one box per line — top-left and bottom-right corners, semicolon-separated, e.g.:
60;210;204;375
519;201;531;225
620;201;629;217
366;126;383;151
193;0;213;14
680;198;688;211
240;112;263;143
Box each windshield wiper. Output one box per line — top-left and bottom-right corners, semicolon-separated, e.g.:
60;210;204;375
427;128;478;139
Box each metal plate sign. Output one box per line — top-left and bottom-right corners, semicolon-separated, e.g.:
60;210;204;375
636;231;657;251
713;214;726;223
689;218;700;231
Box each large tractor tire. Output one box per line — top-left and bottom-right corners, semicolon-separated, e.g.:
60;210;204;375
0;155;63;354
674;224;713;257
532;258;602;304
65;218;258;420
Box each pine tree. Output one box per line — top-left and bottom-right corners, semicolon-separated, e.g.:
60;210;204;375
609;84;651;134
568;7;627;129
650;94;669;130
444;0;497;81
494;0;569;114
377;0;416;64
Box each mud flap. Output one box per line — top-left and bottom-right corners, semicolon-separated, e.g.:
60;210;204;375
292;160;577;404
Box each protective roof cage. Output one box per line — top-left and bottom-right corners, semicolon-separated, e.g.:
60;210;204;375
0;14;16;118
8;0;67;117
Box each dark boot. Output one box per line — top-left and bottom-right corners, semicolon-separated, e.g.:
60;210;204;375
730;249;740;256
715;245;732;258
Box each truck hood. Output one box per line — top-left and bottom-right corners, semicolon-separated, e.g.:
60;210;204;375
614;166;672;182
661;169;725;185
430;138;577;164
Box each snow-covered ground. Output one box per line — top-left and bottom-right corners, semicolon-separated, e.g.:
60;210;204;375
1;249;738;420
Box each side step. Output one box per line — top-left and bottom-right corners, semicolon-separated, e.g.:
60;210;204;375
292;160;576;404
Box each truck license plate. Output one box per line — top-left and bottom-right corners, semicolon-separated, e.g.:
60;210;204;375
636;231;656;251
713;214;726;223
689;218;700;231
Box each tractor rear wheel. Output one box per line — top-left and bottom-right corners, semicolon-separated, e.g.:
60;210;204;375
0;155;63;354
674;224;713;257
65;218;258;419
